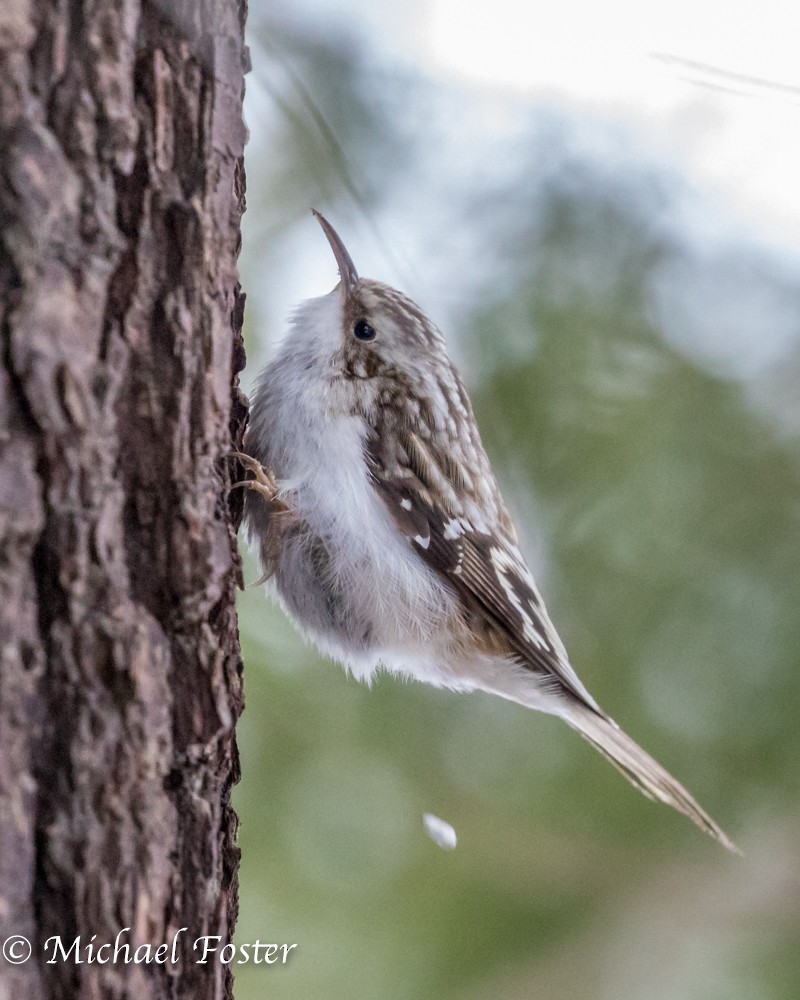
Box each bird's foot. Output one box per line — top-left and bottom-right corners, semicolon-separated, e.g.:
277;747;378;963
229;452;286;509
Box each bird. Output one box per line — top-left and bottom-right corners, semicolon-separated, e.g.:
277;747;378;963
234;209;738;853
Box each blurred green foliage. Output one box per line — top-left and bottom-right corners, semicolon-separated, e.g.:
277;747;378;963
233;10;800;999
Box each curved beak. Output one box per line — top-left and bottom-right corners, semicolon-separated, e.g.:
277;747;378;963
311;209;359;297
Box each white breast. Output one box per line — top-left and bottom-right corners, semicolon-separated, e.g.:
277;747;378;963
289;401;451;650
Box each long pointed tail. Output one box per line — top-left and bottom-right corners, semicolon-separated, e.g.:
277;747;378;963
561;704;740;854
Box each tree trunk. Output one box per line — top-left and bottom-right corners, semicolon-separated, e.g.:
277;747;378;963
0;2;248;998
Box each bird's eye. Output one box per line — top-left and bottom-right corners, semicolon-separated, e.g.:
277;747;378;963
353;319;376;342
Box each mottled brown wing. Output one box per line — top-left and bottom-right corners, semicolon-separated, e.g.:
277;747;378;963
366;442;598;709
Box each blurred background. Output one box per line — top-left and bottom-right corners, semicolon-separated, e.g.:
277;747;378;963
233;3;800;998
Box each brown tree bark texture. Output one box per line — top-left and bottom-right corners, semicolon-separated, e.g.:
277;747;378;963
0;1;248;997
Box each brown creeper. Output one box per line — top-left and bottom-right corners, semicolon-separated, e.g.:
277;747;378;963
238;210;737;852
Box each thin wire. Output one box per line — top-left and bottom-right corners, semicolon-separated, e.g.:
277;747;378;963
652;52;800;106
248;32;419;289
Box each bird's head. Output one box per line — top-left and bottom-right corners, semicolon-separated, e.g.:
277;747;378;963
290;211;452;402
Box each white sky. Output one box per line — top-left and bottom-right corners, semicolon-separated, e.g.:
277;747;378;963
423;0;800;258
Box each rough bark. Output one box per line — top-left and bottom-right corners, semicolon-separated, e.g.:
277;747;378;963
0;1;248;998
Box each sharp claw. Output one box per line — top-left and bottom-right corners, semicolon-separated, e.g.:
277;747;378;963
228;452;281;501
231;480;281;505
229;451;260;470
245;569;273;589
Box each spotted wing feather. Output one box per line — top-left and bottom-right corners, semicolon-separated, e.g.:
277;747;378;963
366;439;597;709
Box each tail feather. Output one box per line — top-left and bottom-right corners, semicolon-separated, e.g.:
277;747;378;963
562;704;740;854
